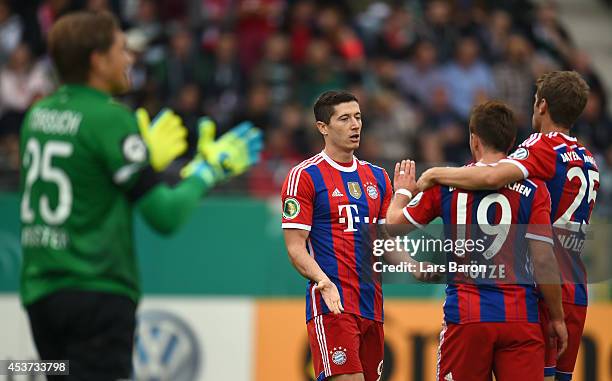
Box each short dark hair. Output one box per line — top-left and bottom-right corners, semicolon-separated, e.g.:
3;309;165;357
48;11;119;83
536;71;589;128
313;91;358;124
469;101;517;154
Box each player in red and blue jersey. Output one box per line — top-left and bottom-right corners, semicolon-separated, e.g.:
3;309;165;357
282;91;392;381
387;101;566;381
418;72;597;381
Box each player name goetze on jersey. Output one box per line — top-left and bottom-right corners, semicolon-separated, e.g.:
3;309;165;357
402;164;552;324
449;181;534;197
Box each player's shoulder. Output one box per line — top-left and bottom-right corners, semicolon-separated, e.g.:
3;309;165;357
67;91;133;125
287;153;324;174
357;158;384;171
25;91;64;117
284;153;324;187
22;93;80;134
571;139;598;168
519;131;578;149
511;133;561;163
106;98;134;115
518;132;545;148
87;98;134;126
518;132;561;148
357;158;389;177
31;92;57;108
97;101;140;139
576;143;595;157
68;94;135;132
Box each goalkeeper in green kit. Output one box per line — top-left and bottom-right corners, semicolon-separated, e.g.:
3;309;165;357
19;11;262;380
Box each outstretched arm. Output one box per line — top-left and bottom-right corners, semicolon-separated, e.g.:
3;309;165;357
416;162;524;191
137;116;263;235
137;177;208;235
386;160;419;225
385;160;440;282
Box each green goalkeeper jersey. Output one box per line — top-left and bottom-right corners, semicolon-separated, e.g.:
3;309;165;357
20;84;150;305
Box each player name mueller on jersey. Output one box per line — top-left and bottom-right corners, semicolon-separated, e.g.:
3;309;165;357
500;132;600;306
281;152;393;323
403;167;553;324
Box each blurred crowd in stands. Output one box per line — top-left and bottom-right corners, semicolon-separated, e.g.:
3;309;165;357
0;0;611;209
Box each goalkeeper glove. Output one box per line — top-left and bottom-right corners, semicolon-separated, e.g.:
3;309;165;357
180;118;263;189
178;118;227;188
197;118;263;177
136;108;188;171
180;155;225;189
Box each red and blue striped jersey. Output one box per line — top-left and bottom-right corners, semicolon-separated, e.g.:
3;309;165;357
281;151;392;323
501;132;600;306
403;165;553;324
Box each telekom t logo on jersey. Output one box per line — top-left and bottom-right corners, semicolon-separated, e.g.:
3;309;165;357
338;204;359;232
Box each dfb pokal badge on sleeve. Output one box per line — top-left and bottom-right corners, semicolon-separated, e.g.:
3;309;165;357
283;198;300;220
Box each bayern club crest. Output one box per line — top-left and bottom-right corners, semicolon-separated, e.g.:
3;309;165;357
366;184;379;199
331;347;347;365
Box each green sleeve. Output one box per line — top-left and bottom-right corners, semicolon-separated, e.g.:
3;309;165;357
137;176;210;235
85;103;149;191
